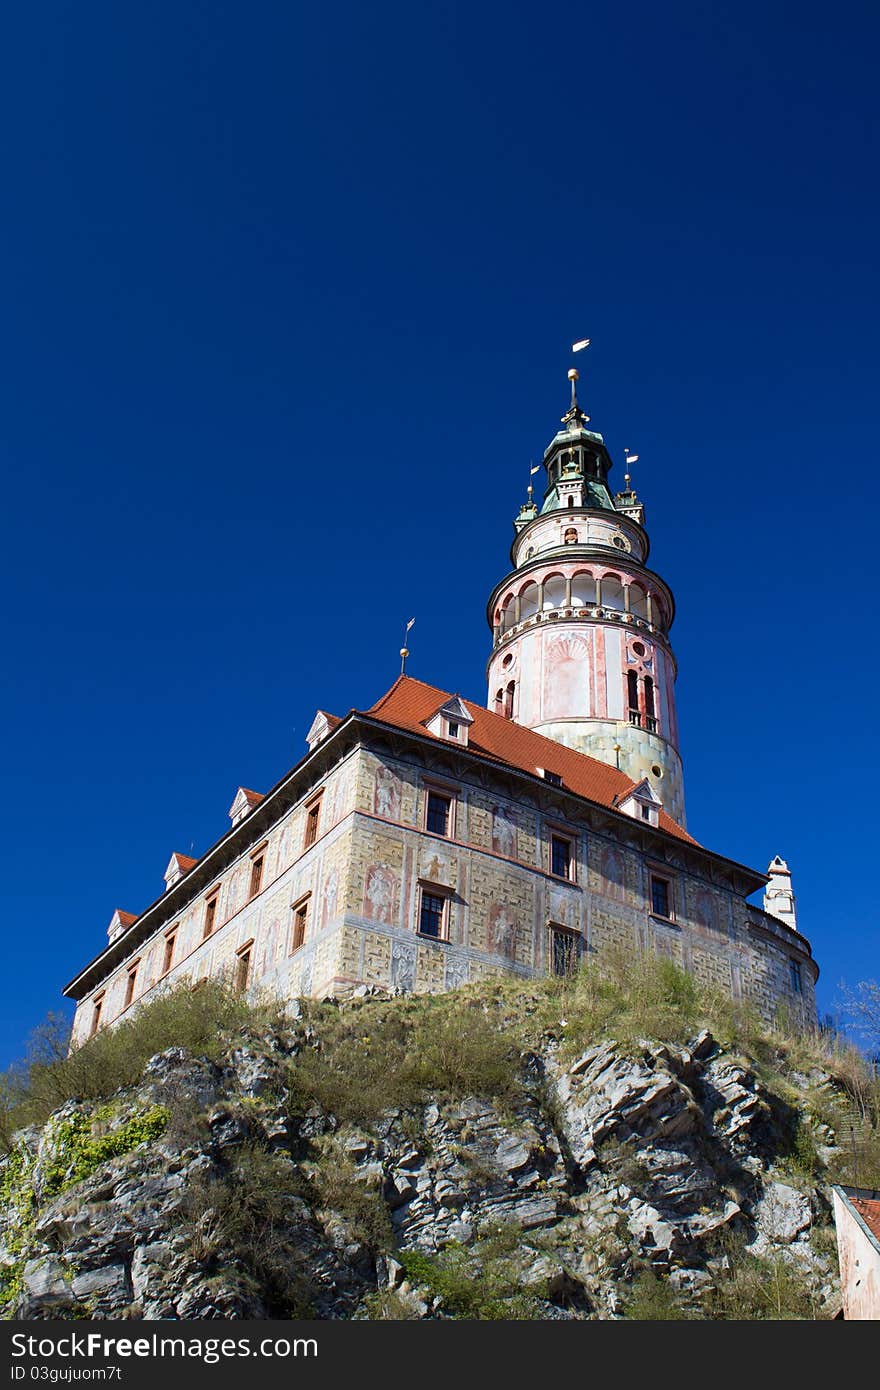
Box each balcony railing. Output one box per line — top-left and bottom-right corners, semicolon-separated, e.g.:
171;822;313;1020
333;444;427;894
494;606;663;648
628;710;659;734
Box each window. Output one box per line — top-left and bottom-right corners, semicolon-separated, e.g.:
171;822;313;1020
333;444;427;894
650;875;672;920
425;789;452;837
249;852;265;900
644;675;657;733
89;994;105;1038
124;962;139;1010
418;889;448;940
550;925;580;978
235;944;252;993
542;769;563;787
162;929;177;976
291;896;310;953
627;669;640;723
789;959;803;995
304;794;322;849
203;894;218;940
550;833;574;880
447;720;459;739
641;805;651;821
504;681;515;718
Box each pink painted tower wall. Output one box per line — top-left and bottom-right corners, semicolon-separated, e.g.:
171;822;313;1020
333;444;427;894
486;367;686;826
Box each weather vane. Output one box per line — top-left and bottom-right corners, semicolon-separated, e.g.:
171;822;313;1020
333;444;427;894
623;446;640;491
527;459;541;501
399;617;415;675
565;337;591;421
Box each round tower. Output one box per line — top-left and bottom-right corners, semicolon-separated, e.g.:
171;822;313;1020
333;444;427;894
486;366;686;825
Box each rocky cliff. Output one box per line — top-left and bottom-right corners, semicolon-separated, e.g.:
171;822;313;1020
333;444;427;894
1;972;872;1320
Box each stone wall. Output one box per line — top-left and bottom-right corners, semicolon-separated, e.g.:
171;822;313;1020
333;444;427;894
71;739;816;1043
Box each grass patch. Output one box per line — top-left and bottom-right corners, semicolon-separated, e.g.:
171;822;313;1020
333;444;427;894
704;1234;824;1320
290;992;521;1126
398;1224;546;1319
1;982;285;1146
181;1141;313;1317
621;1269;690;1319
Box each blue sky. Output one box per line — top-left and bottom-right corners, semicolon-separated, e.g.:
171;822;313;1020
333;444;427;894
1;2;877;1064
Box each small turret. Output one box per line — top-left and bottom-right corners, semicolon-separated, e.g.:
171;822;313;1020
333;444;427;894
764;855;798;932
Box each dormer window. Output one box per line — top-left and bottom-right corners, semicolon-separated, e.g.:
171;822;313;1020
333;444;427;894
617;777;662;827
425;696;474;745
228;787;264;827
539;768;563;787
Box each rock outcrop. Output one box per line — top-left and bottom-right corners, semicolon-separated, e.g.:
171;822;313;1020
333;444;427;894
0;1006;848;1320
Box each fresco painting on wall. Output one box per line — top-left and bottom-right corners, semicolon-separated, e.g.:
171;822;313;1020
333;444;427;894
492;807;517;858
322;865;339;928
363;864;398;925
601;844;627;903
544;633;590;720
488;902;518;959
374;765;401;820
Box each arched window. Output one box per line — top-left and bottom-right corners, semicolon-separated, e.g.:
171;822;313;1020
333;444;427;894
495;688;504;715
520;582;540;621
542;575;566;610
644;676;656;731
504;681;515;718
601;575;625;611
567;496;574;509
629;584;648;620
627;670;640;724
570;573;593;608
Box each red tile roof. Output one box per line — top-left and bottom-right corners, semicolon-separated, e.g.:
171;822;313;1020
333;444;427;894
239;789;264;808
364;676;696;844
111;910;138;928
852;1197;880;1245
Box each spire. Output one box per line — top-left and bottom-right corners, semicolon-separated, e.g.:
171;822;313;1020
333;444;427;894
561;367;590;429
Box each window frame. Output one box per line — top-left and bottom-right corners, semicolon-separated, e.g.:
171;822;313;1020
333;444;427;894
290;893;311;954
649;873;674;922
549;828;576;882
203;892;219;940
89;992;105;1038
161;926;178;977
123;960;140;1010
422;778;457;840
235;939;253;993
303;792;323;849
789;959;803;995
248;843;267;901
548;923;580;979
417;884;451;941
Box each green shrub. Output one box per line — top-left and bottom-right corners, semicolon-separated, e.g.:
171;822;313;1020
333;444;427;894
309;1157;393;1252
181;1142;312;1317
704;1236;822;1320
41;1104;169;1197
622;1269;689;1320
398;1230;546;1320
290;993;520;1126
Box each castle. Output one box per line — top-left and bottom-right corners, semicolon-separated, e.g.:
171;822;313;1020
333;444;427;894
64;366;817;1044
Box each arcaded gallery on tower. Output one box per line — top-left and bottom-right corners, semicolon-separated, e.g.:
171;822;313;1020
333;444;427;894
64;369;817;1044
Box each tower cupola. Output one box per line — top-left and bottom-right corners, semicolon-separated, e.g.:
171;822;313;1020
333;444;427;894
486;360;686;826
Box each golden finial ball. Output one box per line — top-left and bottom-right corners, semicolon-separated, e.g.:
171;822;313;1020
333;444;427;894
567;368;579;381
